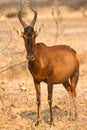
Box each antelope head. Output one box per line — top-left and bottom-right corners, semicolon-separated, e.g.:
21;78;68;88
18;7;38;61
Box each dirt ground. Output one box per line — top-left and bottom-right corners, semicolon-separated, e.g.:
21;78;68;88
0;5;87;130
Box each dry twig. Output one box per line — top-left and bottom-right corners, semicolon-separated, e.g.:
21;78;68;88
52;0;65;44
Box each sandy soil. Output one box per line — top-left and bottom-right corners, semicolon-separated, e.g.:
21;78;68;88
0;5;87;130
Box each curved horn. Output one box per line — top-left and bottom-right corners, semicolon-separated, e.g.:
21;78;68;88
30;7;38;27
18;10;28;28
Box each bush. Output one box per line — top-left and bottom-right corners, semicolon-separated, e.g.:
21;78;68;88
6;12;26;18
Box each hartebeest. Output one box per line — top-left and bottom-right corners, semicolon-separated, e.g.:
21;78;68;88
18;7;79;126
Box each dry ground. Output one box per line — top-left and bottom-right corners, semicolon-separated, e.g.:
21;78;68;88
0;6;87;130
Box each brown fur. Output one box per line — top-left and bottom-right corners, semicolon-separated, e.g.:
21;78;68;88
18;9;79;126
27;38;79;126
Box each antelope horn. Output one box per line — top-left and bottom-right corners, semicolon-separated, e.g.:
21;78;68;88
30;7;37;27
18;9;28;28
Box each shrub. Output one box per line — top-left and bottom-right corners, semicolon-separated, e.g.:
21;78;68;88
6;12;26;18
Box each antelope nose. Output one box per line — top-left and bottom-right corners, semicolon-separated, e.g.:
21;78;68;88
27;55;35;61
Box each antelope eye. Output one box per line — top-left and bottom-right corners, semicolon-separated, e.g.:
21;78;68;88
28;32;33;37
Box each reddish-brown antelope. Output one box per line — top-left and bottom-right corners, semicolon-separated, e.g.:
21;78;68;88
18;7;79;126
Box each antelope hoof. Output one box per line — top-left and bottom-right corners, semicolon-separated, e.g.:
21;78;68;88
49;121;55;127
35;121;39;126
69;117;75;121
69;112;78;121
35;119;42;126
69;115;76;121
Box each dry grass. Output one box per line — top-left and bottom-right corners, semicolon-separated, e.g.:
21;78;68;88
0;5;87;130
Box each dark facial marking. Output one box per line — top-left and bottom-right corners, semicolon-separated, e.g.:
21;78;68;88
24;26;34;37
24;26;35;61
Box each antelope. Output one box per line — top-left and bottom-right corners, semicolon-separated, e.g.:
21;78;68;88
18;7;79;126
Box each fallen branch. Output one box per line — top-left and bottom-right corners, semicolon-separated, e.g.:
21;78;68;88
0;60;27;74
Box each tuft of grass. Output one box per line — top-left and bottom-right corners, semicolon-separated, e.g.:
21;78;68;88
6;12;26;18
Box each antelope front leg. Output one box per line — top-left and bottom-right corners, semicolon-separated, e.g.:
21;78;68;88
47;82;53;126
34;81;42;126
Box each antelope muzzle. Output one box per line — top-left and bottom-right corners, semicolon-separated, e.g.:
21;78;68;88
27;54;35;61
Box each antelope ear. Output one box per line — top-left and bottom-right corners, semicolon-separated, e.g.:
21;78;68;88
34;30;38;37
18;31;24;38
35;25;44;36
20;32;25;37
13;27;24;37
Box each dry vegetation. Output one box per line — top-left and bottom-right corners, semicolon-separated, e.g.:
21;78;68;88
0;1;87;130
